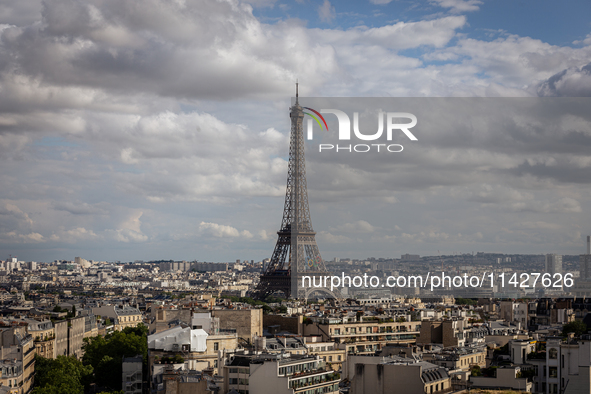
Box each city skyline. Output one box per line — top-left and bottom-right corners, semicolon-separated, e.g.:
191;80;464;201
1;0;591;262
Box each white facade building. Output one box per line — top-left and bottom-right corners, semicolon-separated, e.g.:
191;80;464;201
147;326;207;353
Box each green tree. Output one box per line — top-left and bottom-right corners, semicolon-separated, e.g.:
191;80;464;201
455;298;477;306
123;324;148;337
278;306;288;314
32;355;93;394
83;324;148;391
494;343;510;356
562;321;588;337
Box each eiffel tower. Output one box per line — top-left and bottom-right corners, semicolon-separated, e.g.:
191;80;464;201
255;84;339;300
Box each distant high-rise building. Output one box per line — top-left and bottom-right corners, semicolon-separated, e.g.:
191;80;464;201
74;257;91;268
580;235;591;280
401;254;420;261
545;254;562;276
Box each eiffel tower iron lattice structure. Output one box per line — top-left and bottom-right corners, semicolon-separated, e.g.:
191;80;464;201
254;85;339;300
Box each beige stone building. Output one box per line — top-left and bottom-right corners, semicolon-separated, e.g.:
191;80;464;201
54;317;85;359
150;305;192;334
423;346;487;371
0;327;35;394
303;317;421;355
26;319;55;359
417;318;467;348
209;309;263;343
304;338;346;372
222;353;340;394
92;305;143;331
346;355;451;394
470;366;533;392
0;359;24;394
147;324;238;378
150;306;262;343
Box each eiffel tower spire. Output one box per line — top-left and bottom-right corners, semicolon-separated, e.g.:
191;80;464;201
255;84;338;299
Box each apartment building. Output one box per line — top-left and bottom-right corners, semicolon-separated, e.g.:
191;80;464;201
92;305;143;331
151;306;262;343
470;366;533;392
54;316;85;359
122;356;143;394
500;301;529;328
417;318;466;348
346;354;451;394
303;316;420;355
26;320;54;359
423;346;487;371
303;337;346;372
147;322;237;379
0;327;35;394
223;353;340;394
528;336;591;394
0;359;24;394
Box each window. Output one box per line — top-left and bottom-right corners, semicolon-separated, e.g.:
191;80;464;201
549;367;557;378
561;354;564;368
549;348;558;359
338;356;342;361
214;342;219;351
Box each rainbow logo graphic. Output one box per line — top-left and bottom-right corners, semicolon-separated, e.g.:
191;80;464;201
303;107;329;131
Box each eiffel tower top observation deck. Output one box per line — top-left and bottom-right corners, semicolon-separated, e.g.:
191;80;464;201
254;84;339;300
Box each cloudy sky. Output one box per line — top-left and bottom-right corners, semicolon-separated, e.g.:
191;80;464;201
1;0;590;263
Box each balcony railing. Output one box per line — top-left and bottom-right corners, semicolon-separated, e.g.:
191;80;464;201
217;329;237;335
289;371;340;390
331;331;419;338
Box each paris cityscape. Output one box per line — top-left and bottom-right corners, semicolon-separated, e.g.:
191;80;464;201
1;1;591;394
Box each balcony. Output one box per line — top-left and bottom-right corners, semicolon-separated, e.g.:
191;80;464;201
289;370;340;391
331;330;419;338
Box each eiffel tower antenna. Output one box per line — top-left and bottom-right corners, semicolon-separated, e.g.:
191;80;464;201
254;85;339;300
